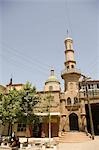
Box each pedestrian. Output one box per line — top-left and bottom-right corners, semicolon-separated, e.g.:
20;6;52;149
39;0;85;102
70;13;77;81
12;131;16;141
11;136;20;148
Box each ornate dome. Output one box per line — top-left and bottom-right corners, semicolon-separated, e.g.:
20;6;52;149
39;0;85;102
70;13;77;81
45;70;60;84
44;69;60;92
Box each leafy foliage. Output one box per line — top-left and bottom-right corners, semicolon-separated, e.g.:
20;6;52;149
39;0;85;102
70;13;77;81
0;88;21;135
0;88;21;124
18;81;39;124
0;81;40;135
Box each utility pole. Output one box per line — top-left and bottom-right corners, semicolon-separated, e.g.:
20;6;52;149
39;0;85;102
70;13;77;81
48;95;51;142
83;76;95;140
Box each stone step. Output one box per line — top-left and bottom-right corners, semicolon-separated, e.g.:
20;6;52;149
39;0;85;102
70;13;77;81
57;132;91;143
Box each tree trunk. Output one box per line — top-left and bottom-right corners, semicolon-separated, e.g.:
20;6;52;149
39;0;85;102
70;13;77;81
8;122;10;136
8;121;12;137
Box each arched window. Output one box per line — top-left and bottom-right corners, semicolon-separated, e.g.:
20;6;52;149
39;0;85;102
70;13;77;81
67;97;71;105
70;82;73;89
49;86;53;91
67;66;69;70
74;97;78;104
69;44;71;49
71;65;74;68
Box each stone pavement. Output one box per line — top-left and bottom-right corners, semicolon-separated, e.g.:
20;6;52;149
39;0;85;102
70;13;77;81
57;136;99;150
56;131;91;143
0;135;99;150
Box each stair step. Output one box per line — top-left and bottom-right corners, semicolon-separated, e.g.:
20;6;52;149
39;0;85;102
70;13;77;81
56;132;91;143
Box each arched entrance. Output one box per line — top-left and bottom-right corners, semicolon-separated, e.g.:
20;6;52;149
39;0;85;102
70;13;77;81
69;113;79;131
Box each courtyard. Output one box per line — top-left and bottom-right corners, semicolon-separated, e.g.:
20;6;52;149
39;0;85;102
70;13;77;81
0;135;99;150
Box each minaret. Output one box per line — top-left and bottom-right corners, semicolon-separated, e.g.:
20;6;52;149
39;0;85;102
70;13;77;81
64;37;76;70
61;36;81;92
60;36;84;132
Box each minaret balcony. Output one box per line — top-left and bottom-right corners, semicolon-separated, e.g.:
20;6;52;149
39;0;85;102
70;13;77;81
61;68;81;76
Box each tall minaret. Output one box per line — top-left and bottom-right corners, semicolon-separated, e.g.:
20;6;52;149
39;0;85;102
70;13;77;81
61;36;81;92
64;37;76;70
60;36;86;132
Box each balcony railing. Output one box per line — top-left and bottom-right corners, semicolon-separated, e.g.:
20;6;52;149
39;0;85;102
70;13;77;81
65;103;80;111
61;68;81;76
79;90;99;98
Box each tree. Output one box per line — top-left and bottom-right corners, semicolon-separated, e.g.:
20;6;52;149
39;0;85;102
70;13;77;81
0;81;40;138
0;88;21;136
18;81;40;137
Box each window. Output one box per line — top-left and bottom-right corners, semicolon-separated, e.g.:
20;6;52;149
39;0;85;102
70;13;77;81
91;84;93;89
49;86;53;91
88;84;94;89
71;65;74;68
97;84;99;89
74;97;78;104
67;97;71;105
70;82;73;89
17;123;26;132
67;66;69;70
69;44;71;49
88;84;90;89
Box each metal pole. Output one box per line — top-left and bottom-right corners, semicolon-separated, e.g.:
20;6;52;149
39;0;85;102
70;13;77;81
85;78;95;140
48;94;51;146
49;113;51;139
49;96;51;140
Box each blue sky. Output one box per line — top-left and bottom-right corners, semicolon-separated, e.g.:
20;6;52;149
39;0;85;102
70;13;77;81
0;0;99;91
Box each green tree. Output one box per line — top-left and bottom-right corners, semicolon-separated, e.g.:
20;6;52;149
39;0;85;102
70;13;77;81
18;81;40;138
0;81;40;137
0;88;21;136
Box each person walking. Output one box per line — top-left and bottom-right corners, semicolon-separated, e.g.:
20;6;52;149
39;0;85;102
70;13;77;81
12;132;16;141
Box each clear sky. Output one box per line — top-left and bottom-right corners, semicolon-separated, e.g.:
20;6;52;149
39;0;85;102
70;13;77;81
0;0;99;91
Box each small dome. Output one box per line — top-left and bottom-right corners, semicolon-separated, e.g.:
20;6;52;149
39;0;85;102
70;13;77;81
44;69;60;92
45;70;60;84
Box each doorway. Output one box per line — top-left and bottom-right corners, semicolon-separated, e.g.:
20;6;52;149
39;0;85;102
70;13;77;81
69;113;79;130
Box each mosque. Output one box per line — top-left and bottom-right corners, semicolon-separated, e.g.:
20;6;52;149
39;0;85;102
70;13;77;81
0;36;99;138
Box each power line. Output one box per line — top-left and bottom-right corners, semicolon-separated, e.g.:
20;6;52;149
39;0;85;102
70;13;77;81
0;52;48;78
0;42;63;79
0;42;51;71
0;43;50;76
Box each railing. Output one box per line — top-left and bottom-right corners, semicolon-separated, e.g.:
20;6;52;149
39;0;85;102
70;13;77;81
65;103;80;111
66;103;80;106
79;90;99;98
61;68;81;76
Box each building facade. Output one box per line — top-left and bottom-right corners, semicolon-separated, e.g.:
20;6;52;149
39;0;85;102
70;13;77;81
0;36;99;137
